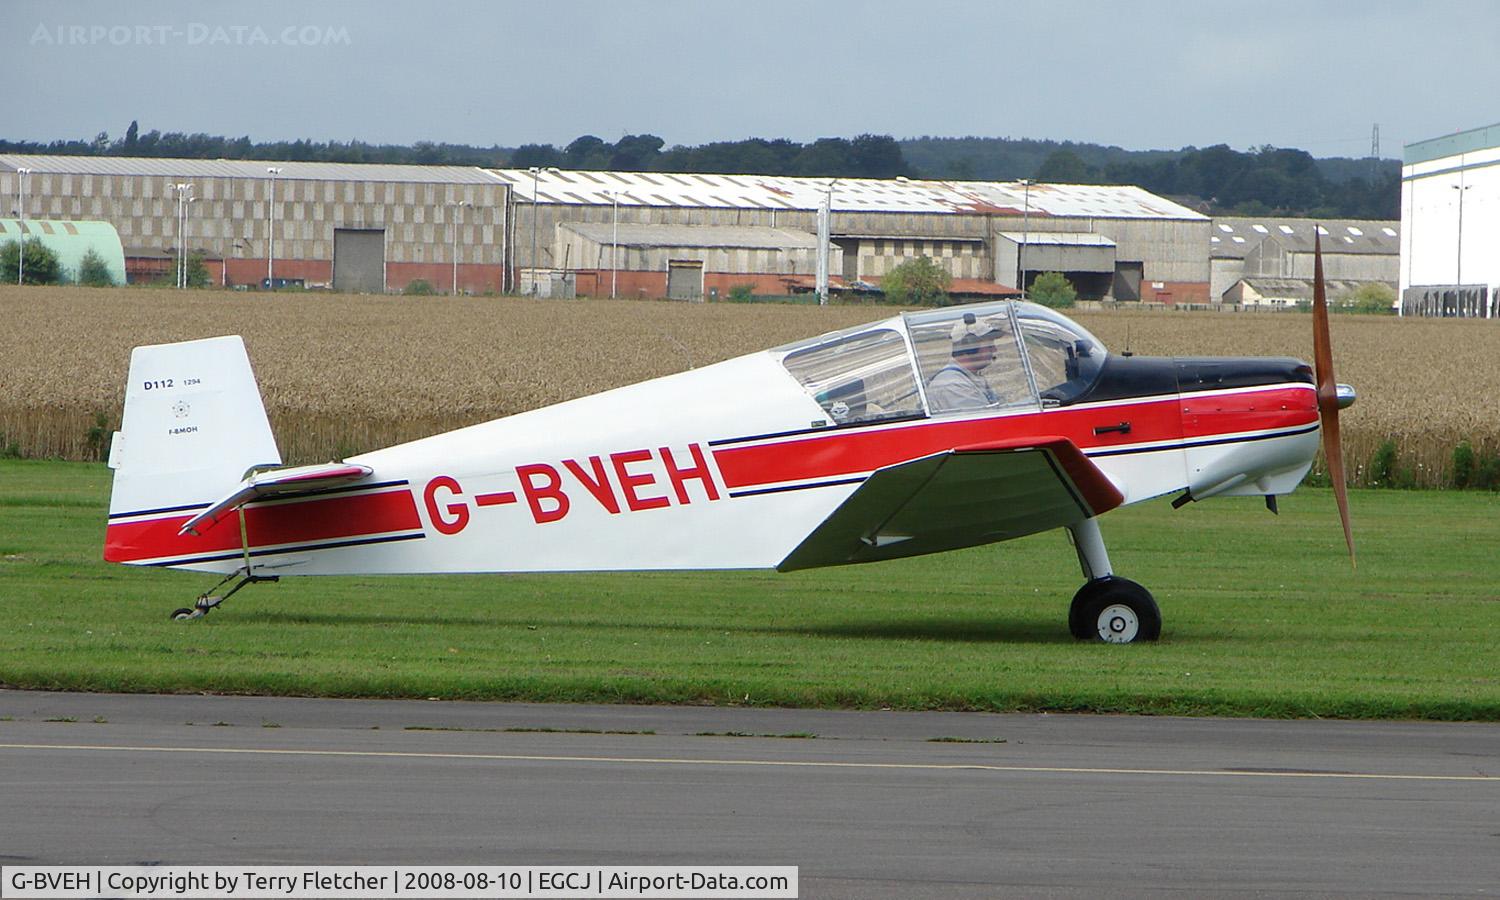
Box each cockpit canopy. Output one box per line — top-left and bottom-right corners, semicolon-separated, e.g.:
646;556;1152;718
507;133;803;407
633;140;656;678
776;301;1108;425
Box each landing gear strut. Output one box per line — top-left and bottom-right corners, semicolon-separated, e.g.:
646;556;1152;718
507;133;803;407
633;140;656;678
1066;518;1161;643
169;569;278;621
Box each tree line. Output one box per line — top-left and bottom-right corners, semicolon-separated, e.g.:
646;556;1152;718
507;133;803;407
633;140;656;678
1030;144;1398;219
1;122;1395;218
508;133;913;179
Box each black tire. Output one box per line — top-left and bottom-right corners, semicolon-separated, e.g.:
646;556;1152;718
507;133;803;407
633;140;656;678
1067;579;1112;639
170;608;196;621
1068;576;1161;643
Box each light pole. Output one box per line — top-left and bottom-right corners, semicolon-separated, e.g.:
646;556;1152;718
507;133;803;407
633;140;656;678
176;183;184;288
266;166;282;287
608;189;620;299
15;167;32;284
527;166;558;295
816;178;840;306
184;195;198;287
1451;181;1472;287
1017;178;1033;295
186;188;196;288
501;187;511;294
449;200;471;295
174;183;195;288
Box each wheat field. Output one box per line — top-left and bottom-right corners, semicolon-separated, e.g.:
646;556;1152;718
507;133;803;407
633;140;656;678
3;286;1497;486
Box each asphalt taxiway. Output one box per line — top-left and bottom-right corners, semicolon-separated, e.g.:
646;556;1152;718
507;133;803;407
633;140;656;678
2;690;1496;898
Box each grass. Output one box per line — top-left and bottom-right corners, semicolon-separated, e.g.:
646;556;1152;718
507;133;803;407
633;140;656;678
2;458;1498;720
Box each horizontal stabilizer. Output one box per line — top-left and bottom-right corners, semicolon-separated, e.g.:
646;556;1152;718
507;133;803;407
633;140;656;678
777;436;1122;571
178;462;373;537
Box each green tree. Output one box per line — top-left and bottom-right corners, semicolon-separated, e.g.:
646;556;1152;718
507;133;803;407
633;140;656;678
791;137;855;177
1035;149;1097;183
510;143;564;168
1338;282;1396;314
847;134;913;178
1028;271;1076;308
564;135;609;169
880;256;951;306
944;157;976;181
183;252;210;288
0;238;63;284
609;133;665;171
1452;440;1476;489
157;252;210;288
77;247;116;286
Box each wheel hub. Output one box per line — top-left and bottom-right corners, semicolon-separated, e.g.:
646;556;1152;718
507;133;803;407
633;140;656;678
1096;603;1140;644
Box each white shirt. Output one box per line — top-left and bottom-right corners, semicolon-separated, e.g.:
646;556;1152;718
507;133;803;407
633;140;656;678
926;363;998;413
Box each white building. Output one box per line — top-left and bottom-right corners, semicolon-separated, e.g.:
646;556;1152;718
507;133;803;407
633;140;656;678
1400;123;1500;317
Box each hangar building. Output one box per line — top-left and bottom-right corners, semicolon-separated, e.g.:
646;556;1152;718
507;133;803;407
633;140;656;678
3;154;1210;301
489;168;1211;303
1210;217;1400;305
1401;123;1500;317
0;218;127;284
0;155;510;292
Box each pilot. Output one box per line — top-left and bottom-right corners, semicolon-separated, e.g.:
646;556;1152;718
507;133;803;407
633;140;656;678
927;313;1001;412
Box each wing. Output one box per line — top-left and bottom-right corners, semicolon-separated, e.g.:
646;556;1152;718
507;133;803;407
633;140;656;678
177;462;373;537
777;436;1123;571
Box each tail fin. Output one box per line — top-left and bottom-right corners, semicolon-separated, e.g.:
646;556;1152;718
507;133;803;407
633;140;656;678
106;335;281;530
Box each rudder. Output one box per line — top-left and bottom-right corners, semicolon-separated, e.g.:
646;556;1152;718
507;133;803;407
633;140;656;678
106;336;281;558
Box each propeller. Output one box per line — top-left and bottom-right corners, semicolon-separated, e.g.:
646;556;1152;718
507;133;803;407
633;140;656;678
1311;231;1356;566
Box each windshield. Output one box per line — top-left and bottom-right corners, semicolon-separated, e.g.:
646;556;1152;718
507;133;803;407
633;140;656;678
1011;302;1108;406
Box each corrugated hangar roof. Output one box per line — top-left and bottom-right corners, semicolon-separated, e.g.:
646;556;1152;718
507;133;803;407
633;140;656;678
489;168;1207;220
1210;217;1400;259
996;231;1117;247
3;155;1208;219
561;222;819;249
0;154;504;184
1239;277;1372;300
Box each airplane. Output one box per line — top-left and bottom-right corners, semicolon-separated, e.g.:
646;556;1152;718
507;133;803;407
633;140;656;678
103;241;1355;644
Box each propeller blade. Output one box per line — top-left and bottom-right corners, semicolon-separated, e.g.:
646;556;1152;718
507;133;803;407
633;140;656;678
1311;231;1355;566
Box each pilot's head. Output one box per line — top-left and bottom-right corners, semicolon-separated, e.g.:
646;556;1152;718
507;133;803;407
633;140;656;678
950;313;999;370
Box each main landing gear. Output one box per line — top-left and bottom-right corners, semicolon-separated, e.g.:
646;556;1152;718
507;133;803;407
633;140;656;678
1065;518;1161;644
170;569;278;621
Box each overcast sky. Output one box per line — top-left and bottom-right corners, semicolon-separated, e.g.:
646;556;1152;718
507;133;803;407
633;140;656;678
4;0;1494;159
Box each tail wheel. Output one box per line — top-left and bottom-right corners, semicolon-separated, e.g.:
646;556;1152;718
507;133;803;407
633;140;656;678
170;608;196;621
1069;576;1161;644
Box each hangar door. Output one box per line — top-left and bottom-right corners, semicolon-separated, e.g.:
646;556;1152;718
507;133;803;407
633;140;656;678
1112;262;1143;301
667;259;704;301
333;228;385;293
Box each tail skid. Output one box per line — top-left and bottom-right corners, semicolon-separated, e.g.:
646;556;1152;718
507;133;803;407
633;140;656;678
170;570;279;621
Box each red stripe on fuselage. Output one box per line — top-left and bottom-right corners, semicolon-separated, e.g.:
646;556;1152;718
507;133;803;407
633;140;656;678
1179;386;1315;439
712;386;1315;490
104;488;422;564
